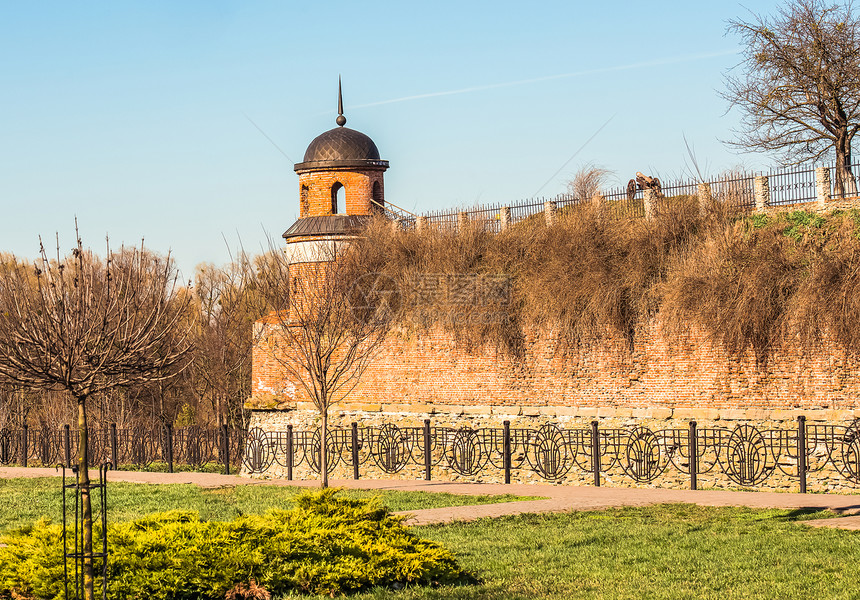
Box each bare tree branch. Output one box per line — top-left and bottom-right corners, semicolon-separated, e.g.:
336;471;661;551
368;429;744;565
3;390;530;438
0;227;191;600
723;0;860;195
258;234;394;488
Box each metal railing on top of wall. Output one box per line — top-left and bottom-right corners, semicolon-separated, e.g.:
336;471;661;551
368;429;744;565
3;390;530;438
415;161;860;231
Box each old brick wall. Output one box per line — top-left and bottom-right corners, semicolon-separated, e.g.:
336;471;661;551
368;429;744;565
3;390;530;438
249;320;860;419
297;169;383;217
246;196;860;489
246;321;860;490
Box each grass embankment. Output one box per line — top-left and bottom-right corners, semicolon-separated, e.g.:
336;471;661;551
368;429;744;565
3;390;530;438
0;477;535;532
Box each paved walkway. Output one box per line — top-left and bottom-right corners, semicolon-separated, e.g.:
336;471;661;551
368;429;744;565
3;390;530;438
3;466;860;528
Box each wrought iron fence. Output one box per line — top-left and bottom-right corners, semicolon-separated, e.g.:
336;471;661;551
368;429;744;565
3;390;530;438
466;203;507;233
424;209;459;231
507;199;546;223
602;185;645;218
243;417;860;492
659;180;699;199
418;160;860;229
711;175;756;211
0;424;245;474
828;163;860;199
768;166;817;206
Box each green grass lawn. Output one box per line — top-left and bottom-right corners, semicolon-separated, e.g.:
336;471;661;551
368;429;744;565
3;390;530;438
3;477;858;599
0;477;535;531
320;505;854;600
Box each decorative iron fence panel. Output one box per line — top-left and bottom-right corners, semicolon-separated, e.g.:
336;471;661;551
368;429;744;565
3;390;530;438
242;419;860;491
828;163;860;199
711;176;756;211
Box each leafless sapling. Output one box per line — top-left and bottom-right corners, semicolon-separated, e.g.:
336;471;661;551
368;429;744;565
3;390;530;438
0;230;190;600
258;239;395;488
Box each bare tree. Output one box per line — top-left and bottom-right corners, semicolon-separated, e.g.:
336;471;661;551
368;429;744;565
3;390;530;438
187;255;269;428
259;238;395;488
723;0;860;197
0;231;190;600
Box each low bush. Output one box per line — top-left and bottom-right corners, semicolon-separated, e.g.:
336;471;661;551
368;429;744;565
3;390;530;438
0;489;467;599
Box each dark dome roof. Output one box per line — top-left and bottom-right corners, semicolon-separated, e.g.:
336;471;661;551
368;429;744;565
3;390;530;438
294;126;388;173
303;127;380;162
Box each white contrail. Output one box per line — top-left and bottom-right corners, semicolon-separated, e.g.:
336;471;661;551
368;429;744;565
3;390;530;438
352;49;740;109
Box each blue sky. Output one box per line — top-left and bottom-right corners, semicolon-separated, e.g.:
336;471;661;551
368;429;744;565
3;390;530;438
1;1;785;277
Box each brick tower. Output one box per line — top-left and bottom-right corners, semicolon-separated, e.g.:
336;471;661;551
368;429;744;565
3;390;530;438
283;78;388;251
282;80;389;317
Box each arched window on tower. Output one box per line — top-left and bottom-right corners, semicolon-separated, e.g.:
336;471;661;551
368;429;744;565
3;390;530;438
300;185;309;217
371;181;384;215
331;182;344;214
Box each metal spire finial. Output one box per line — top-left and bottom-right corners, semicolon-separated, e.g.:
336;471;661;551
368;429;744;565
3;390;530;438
336;76;346;127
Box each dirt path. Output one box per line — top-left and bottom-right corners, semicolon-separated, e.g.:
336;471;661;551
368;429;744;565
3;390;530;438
3;466;859;527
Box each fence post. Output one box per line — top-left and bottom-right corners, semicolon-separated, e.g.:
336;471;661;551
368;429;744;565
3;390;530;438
591;420;601;487
815;167;831;207
351;422;360;480
544;200;557;226
110;423;118;469
689;421;698;491
286;424;294;481
500;206;511;232
643;189;658;221
503;420;511;484
221;423;230;475
416;215;428;232
63;424;71;468
697;183;713;217
457;211;468;232
166;423;174;473
754;175;770;211
423;419;432;481
797;415;807;494
20;424;28;467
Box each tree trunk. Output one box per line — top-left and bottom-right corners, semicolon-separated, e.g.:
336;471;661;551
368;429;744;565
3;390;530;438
834;133;858;198
320;407;328;489
77;398;95;600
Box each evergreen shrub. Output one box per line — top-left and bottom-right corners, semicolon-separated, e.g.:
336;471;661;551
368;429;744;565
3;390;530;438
0;489;466;599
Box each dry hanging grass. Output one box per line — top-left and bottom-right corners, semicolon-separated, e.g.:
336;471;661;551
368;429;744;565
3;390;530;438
347;204;860;363
661;220;805;363
791;212;860;354
350;217;522;354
